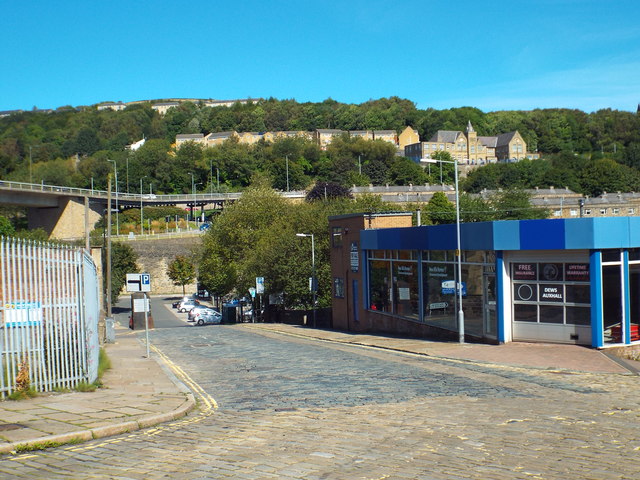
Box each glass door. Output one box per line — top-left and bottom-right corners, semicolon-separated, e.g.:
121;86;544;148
483;273;497;338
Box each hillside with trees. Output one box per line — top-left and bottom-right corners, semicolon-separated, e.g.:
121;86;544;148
1;97;639;197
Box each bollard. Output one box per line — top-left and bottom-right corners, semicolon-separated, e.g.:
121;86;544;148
105;317;116;343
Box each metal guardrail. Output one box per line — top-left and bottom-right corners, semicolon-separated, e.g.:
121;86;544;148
114;230;205;241
0;180;306;203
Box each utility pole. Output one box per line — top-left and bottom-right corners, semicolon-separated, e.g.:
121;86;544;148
106;176;113;318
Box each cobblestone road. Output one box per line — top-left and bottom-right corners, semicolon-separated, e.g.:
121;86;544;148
1;325;639;479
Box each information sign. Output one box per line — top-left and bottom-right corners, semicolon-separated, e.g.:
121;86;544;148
513;263;537;281
540;284;564;302
350;242;359;272
565;263;589;282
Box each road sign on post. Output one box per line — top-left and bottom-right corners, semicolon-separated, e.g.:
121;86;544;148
256;277;264;294
126;273;151;292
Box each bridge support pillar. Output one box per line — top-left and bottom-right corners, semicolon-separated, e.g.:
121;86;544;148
29;196;103;241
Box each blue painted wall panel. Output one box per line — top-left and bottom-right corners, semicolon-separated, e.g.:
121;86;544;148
492;221;521;250
591;217;632;248
362;217;640;253
520;219;565;250
461;222;494;251
564;218;595;249
428;224;457;250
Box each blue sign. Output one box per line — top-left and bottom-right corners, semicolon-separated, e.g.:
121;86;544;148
441;280;467;296
141;274;150;285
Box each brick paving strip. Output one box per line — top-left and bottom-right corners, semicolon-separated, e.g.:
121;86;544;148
243;323;633;374
0;326;195;455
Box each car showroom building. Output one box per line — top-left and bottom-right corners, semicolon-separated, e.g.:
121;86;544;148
329;213;640;348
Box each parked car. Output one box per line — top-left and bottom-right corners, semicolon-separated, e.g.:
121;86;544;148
188;306;218;322
177;299;200;313
193;310;222;326
172;296;193;308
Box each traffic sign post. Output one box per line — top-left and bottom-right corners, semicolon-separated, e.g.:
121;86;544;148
126;273;151;293
127;273;152;357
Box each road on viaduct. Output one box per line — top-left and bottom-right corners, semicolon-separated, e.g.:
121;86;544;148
1;297;639;479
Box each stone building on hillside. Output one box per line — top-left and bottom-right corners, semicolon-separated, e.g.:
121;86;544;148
405;121;539;165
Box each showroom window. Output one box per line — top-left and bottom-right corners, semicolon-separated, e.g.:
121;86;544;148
512;261;591;326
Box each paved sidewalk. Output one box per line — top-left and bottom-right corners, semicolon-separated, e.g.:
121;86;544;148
0;321;636;455
0;324;194;455
246;323;636;374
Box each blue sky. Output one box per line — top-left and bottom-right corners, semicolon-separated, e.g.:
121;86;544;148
2;0;639;113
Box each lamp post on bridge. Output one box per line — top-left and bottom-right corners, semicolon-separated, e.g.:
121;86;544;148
140;176;147;235
107;159;119;237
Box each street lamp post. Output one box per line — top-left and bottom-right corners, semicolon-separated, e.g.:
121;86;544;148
189;173;195;221
140;176;147;235
286;155;290;192
210;159;214;195
193;180;202;222
296;233;316;328
107;159;119;236
422;157;464;343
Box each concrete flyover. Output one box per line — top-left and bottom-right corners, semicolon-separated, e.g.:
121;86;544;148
0;181;295;240
2;180;489;241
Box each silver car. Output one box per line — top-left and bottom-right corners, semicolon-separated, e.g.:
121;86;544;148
177;299;200;313
188;305;218;321
193;311;222;326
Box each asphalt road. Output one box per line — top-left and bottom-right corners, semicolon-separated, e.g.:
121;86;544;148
2;298;639;479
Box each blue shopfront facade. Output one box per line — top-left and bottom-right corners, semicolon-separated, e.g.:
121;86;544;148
356;217;640;348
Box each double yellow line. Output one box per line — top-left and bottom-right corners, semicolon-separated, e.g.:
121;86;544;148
150;344;218;413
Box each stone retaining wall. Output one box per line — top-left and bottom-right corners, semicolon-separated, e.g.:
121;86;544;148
124;236;202;295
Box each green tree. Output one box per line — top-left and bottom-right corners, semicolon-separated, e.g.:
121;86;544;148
579;158;640;197
306;182;353;201
490;189;549;220
387;157;428;186
111;242;139;303
427;151;456;185
459;193;493;223
197;250;237;309
0;216;15;236
167;255;196;296
425;191;456;224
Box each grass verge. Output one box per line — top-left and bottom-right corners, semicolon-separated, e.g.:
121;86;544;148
14;437;83;453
